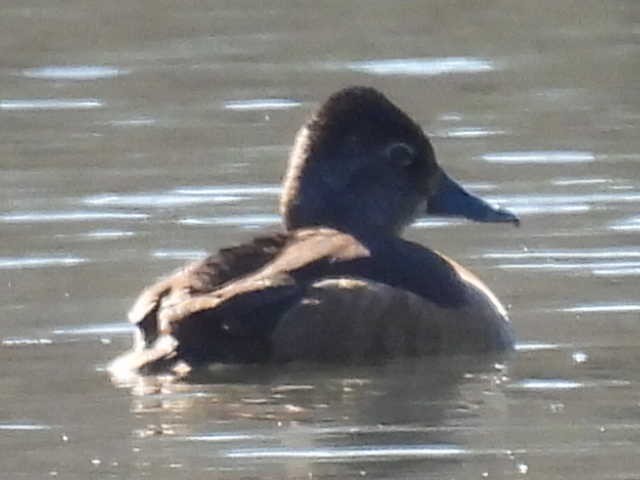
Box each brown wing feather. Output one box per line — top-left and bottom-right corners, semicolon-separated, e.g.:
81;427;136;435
127;231;289;347
114;228;372;372
128;228;370;346
157;228;370;329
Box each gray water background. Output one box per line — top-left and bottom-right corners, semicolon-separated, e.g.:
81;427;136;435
1;1;639;478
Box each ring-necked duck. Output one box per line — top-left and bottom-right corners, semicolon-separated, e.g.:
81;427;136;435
110;86;519;375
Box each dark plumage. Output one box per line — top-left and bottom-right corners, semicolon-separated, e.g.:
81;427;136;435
109;86;518;377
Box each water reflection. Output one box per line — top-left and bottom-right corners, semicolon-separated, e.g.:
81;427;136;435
481;151;595;164
343;57;496;76
484;249;640;260
179;214;280;227
116;356;513;478
1;337;53;346
223;99;302;111
433;127;506;139
108;117;157;127
610;215;640;232
0;211;148;223
83;230;136;240
172;185;281;196
83;192;243;208
484;248;640;276
22;65;126;80
152;249;208;261
0;256;87;269
551;178;609;186
508;204;590;216
225;444;472;460
515;342;563;352
0;423;52;431
563;304;640;313
507;379;584;391
52;323;133;336
497;261;640;272
508;378;631;391
412;218;465;228
0;98;103;110
592;267;640;277
489;192;640;207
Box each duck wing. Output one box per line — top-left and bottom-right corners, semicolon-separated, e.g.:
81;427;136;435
114;228;371;372
127;231;289;348
157;228;370;337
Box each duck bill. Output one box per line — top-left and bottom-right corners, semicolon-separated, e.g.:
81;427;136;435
426;171;519;226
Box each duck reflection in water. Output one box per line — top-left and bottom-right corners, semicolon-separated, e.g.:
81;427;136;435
109;86;519;378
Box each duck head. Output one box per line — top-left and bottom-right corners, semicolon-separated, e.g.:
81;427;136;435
280;86;518;235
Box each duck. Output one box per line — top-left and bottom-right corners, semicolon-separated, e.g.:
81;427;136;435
109;86;519;376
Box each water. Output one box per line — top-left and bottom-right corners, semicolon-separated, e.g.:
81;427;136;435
2;0;639;478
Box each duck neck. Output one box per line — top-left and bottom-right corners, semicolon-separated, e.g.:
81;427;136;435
282;197;404;240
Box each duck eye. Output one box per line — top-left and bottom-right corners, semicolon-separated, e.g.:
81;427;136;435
385;142;415;167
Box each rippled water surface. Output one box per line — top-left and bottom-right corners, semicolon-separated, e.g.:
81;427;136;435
2;1;639;478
